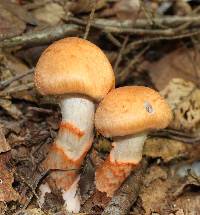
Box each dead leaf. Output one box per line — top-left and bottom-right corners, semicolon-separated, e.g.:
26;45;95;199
0;99;22;119
14;208;46;215
67;0;107;13
113;0;140;20
0;52;37;102
0;124;10;153
173;193;200;214
133;165;172;215
144;165;167;186
0;119;21;134
94;136;112;153
7;133;25;148
33;3;65;26
143;138;187;162
172;173;200;202
0;152;19;202
79;155;95;202
161;78;200;132
140;48;200;90
174;0;192;16
160;78;195;110
0;0;37;25
0;3;26;40
0;201;6;215
0;52;32;84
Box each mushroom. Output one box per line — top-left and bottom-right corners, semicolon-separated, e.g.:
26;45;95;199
34;37;115;212
95;86;172;196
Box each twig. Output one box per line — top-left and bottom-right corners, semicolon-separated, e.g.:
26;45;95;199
0;68;34;90
105;33;121;47
0;82;34;97
70;15;200;30
151;129;200;144
113;36;129;73
69;17;177;36
1;15;200;49
124;28;200;54
117;45;150;84
27;106;53;114
84;0;97;39
102;158;148;215
0;24;81;48
139;0;154;26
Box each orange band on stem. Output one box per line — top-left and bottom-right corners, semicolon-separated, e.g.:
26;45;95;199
95;158;137;196
60;122;84;138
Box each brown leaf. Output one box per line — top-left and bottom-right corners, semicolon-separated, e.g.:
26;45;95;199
14;208;46;215
0;202;6;214
113;0;140;20
173;193;200;214
0;99;22;119
0;52;37;102
0;0;37;25
0;3;25;40
0;52;32;83
0;119;21;135
140;48;200;90
67;0;107;14
143;138;187;162
33;3;65;26
161;78;200;133
0;152;19;202
0;124;10;153
133;165;172;215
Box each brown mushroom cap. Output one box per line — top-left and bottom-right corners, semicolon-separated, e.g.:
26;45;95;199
95;86;172;137
34;37;115;101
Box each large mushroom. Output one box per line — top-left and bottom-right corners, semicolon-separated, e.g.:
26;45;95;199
95;86;172;196
34;37;115;212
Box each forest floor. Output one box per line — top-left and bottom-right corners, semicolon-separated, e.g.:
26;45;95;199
0;0;200;214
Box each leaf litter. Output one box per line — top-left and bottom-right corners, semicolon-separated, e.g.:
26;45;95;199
0;0;199;214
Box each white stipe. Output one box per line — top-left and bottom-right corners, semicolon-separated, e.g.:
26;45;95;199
62;175;80;213
57;95;95;160
110;133;147;164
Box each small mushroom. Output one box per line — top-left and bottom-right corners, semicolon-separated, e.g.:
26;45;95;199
95;86;172;196
34;37;115;212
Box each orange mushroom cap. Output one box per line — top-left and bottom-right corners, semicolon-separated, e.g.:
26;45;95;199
34;37;115;101
95;86;172;137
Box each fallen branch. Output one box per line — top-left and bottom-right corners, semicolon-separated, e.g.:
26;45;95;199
0;24;81;48
69;17;180;36
124;28;200;54
1;15;200;49
102;158;148;215
0;82;34;97
70;15;200;30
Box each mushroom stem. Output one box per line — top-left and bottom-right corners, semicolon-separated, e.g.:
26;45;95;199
41;95;95;212
95;133;147;197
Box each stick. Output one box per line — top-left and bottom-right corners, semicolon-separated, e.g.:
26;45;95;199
102;158;148;215
84;0;97;39
0;68;34;90
70;15;200;30
0;24;81;48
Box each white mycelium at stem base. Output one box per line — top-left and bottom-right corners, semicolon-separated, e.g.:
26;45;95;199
41;96;95;213
95;133;147;197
